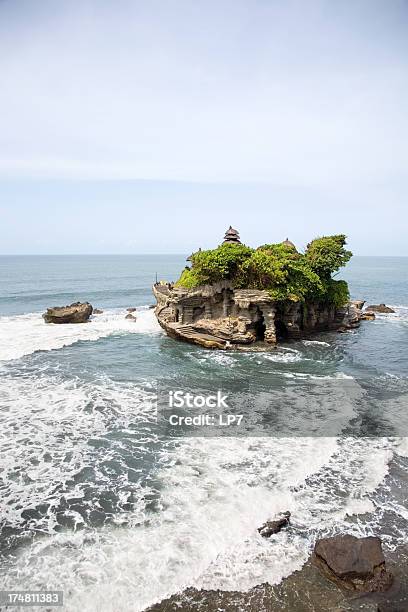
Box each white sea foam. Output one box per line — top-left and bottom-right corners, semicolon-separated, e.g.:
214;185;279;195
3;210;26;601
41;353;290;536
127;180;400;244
302;340;331;347
0;432;338;610
198;351;236;366
262;348;302;363
0;372;157;531
0;336;398;611
0;308;162;362
281;371;354;380
0;369;394;612
367;305;408;324
394;437;408;457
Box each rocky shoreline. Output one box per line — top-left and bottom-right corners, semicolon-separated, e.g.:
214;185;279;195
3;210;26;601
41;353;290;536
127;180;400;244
145;543;408;612
153;283;378;350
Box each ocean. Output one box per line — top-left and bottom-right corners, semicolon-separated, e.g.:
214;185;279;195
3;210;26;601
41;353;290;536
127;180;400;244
0;255;407;611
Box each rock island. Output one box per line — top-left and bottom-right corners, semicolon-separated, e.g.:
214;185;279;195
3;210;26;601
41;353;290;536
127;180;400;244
153;228;366;350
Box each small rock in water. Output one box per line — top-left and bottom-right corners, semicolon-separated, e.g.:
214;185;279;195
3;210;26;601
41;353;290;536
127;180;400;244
362;311;376;320
312;535;393;593
350;300;366;310
93;308;104;314
366;304;395;314
43;302;93;324
148;304;155;309
127;307;137;312
258;511;290;538
125;313;137;321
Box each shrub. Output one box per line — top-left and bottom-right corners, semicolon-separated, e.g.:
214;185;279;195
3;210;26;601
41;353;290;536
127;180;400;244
322;279;350;307
174;267;201;289
305;235;352;279
175;235;352;307
184;243;253;286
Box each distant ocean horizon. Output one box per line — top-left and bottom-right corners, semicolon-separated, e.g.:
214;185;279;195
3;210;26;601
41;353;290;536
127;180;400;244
0;254;407;611
1;252;405;257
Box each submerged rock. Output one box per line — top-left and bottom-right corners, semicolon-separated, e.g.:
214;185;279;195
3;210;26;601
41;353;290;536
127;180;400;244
313;535;393;593
258;511;291;538
43;302;93;324
93;308;104;314
366;304;395;314
127;307;137;312
125;313;137;321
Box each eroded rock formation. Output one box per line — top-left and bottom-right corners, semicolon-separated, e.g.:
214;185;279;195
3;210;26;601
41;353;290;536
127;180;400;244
153;282;363;350
43;302;93;324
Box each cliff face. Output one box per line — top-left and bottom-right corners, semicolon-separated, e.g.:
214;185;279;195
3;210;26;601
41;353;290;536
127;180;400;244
153;282;361;350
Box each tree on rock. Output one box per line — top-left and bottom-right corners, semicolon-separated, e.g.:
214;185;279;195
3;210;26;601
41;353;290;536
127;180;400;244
305;235;352;279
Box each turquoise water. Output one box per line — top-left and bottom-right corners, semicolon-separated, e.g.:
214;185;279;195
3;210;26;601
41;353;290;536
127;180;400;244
0;255;407;610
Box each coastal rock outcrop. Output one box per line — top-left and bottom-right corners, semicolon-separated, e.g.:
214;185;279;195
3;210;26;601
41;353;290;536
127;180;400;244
43;302;93;324
361;311;376;320
313;535;393;593
258;511;291;537
152;229;374;350
153;282;362;350
125;313;137;321
366;304;395;314
348;300;376;320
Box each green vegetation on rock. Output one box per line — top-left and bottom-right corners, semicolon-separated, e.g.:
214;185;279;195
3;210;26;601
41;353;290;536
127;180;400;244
175;235;352;306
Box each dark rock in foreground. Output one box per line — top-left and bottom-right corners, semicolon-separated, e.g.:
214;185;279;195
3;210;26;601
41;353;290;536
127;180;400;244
366;304;395;314
258;511;290;538
313;535;393;593
43;302;93;324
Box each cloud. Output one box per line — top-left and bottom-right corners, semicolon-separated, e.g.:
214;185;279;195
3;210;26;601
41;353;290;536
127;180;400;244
0;0;407;186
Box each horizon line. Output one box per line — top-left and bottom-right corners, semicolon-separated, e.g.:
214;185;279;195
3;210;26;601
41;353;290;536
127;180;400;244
0;253;407;258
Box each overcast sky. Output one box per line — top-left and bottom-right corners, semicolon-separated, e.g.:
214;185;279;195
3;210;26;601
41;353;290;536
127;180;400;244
0;0;407;254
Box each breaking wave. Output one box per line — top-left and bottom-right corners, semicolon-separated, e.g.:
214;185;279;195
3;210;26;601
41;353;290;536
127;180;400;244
0;308;162;362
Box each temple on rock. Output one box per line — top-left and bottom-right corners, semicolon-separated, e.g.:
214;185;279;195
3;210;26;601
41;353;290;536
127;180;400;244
223;226;241;244
282;237;297;250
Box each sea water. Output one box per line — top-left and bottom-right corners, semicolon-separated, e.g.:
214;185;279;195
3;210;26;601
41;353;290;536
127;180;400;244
0;255;407;610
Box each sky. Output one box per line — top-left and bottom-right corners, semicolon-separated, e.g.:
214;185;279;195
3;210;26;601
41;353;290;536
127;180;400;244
0;0;407;254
